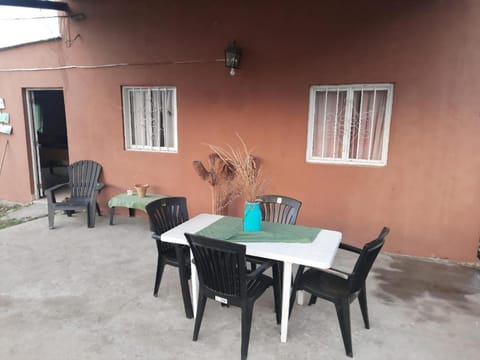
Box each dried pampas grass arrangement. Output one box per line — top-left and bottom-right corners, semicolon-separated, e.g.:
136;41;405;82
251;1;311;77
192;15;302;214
193;134;266;214
208;134;266;203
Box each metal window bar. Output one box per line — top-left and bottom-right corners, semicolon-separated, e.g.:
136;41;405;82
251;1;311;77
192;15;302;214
356;89;364;159
367;89;377;160
333;89;347;159
342;89;354;160
167;90;173;148
132;89;142;147
128;89;135;147
142;90;148;147
147;90;154;148
135;89;145;146
168;90;173;148
333;89;339;158
160;90;167;147
321;89;328;158
152;90;159;147
156;89;162;147
149;90;154;147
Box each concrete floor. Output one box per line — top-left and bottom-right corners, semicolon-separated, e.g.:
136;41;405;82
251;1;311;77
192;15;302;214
0;211;479;360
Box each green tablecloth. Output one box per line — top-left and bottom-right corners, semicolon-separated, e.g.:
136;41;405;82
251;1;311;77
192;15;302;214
108;193;167;211
196;216;320;243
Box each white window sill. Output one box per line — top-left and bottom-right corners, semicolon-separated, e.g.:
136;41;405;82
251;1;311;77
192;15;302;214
306;158;387;167
126;147;178;154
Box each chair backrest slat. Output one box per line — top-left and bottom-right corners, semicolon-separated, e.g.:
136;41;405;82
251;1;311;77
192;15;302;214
146;197;189;253
185;234;247;299
348;227;389;292
257;195;302;225
68;160;102;198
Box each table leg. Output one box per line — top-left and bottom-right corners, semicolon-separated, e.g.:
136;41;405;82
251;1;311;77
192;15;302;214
128;208;135;217
281;261;292;343
190;249;198;317
109;207;115;225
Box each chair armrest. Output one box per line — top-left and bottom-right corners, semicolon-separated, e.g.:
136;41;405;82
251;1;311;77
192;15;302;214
339;242;362;254
322;267;350;280
246;260;274;280
246;255;274;266
45;182;69;195
45;183;69;204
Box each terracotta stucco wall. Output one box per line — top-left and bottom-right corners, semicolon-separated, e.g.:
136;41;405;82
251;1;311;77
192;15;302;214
0;0;479;262
0;39;66;202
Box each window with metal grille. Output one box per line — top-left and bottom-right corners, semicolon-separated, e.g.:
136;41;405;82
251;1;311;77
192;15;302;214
306;84;394;166
122;86;177;152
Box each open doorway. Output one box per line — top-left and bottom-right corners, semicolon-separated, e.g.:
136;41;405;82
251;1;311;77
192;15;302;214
25;89;68;199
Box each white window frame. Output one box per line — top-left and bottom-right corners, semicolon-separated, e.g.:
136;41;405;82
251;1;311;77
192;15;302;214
122;86;178;153
306;83;394;166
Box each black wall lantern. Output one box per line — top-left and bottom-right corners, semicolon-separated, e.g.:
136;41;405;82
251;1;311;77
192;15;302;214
224;41;241;76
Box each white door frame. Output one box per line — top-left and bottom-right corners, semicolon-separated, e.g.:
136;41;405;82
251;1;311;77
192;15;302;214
25;88;64;199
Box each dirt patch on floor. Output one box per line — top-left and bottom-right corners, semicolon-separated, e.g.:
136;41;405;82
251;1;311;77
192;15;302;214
0;203;45;230
0;204;22;229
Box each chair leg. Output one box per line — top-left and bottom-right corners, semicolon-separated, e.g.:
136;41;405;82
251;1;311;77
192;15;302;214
335;300;353;357
109;207;115;225
175;246;193;319
309;295;317;305
96;202;102;216
87;203;96;228
178;263;194;319
278;261;284;289
272;262;281;289
289;282;304;319
153;256;165;297
46;192;56;229
358;286;370;329
48;210;55;229
193;294;207;341
241;302;254;360
272;264;281;324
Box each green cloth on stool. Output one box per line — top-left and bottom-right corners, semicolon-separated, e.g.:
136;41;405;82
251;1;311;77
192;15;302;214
196;216;320;243
108;193;167;211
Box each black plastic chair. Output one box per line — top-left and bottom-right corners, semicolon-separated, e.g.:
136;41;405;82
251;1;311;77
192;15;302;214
146;197;193;319
289;227;389;357
46;160;104;229
257;194;302;225
184;233;281;360
249;195;303;286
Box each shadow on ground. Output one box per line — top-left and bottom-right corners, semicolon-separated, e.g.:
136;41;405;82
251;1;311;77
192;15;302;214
373;256;480;322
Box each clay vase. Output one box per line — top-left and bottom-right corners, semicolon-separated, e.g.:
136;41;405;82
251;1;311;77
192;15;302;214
134;184;149;198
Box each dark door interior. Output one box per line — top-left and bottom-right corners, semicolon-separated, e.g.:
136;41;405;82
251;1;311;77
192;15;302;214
32;90;69;196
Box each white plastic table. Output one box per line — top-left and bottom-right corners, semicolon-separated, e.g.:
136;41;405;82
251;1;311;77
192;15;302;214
161;214;342;343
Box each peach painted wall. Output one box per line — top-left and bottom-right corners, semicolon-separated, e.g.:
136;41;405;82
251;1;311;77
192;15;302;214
0;39;66;203
0;0;479;262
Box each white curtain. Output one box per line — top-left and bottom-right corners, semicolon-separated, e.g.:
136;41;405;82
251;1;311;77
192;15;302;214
128;88;174;149
313;90;347;158
349;90;387;160
313;88;387;161
130;88;149;147
160;90;174;148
